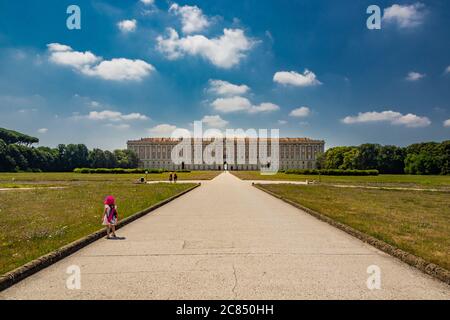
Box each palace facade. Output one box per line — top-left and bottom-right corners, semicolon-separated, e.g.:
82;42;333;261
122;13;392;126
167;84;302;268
127;137;325;171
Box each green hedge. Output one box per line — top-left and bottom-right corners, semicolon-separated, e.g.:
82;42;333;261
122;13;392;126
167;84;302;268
73;168;191;174
284;169;379;176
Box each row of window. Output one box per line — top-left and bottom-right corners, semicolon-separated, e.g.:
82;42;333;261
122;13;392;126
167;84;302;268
140;161;316;170
130;145;323;161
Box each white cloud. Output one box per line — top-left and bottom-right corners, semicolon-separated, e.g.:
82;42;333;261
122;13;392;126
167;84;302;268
273;70;322;87
17;108;37;113
343;111;400;124
208;79;250;96
18;108;38;114
148;124;177;136
89;101;100;108
211;96;279;114
156;28;254;68
140;0;156;15
445;66;450;74
86;110;149;122
82;58;155;81
211;96;252;113
47;43;100;69
289;107;310;117
249;102;280;114
72;94;103;109
278;120;287;125
201;115;229;128
47;43;72;52
147;124;191;137
117;19;137;32
391;114;431;127
443;119;450;127
37;128;48;133
47;43;155;81
383;3;426;28
169;3;209;34
342;110;431;128
406;71;425;81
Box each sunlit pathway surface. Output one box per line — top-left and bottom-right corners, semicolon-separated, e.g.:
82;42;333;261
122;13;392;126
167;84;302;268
1;172;449;299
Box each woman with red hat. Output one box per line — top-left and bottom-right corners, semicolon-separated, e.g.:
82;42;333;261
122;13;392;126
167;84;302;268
102;195;119;239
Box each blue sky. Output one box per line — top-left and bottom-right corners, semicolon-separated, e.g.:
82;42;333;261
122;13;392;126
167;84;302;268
0;0;449;150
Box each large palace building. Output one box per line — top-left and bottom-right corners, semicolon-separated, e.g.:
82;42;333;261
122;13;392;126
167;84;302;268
127;137;325;171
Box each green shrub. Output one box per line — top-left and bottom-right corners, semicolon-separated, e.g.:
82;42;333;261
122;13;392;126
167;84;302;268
73;168;192;174
284;169;379;176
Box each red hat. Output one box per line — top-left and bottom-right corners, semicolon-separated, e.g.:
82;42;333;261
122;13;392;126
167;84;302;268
104;195;115;205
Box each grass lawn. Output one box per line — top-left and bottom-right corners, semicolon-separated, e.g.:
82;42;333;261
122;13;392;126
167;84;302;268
257;184;450;270
0;171;220;185
232;171;450;190
0;181;196;275
0;183;57;189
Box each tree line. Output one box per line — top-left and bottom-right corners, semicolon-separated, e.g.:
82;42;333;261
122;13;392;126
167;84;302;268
0;127;138;172
317;141;450;175
1;127;449;175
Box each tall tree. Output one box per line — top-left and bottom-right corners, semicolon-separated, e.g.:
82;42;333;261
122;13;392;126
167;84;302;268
124;149;139;168
439;141;450;175
0;128;39;146
89;149;107;168
404;153;441;175
356;144;381;170
323;146;356;169
340;148;359;170
377;145;405;174
0;139;16;171
103;150;117;168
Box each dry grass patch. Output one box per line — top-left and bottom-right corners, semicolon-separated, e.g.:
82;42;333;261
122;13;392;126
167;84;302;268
257;184;450;270
0;181;195;275
232;171;450;190
0;171;221;184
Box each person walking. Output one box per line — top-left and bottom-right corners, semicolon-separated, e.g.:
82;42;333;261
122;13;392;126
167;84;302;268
102;195;119;239
169;172;173;183
173;173;178;183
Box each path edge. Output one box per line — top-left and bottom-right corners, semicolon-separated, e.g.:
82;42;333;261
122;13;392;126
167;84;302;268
0;183;201;292
253;183;450;285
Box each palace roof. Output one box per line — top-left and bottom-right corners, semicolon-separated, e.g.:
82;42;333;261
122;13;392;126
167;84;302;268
127;137;325;144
